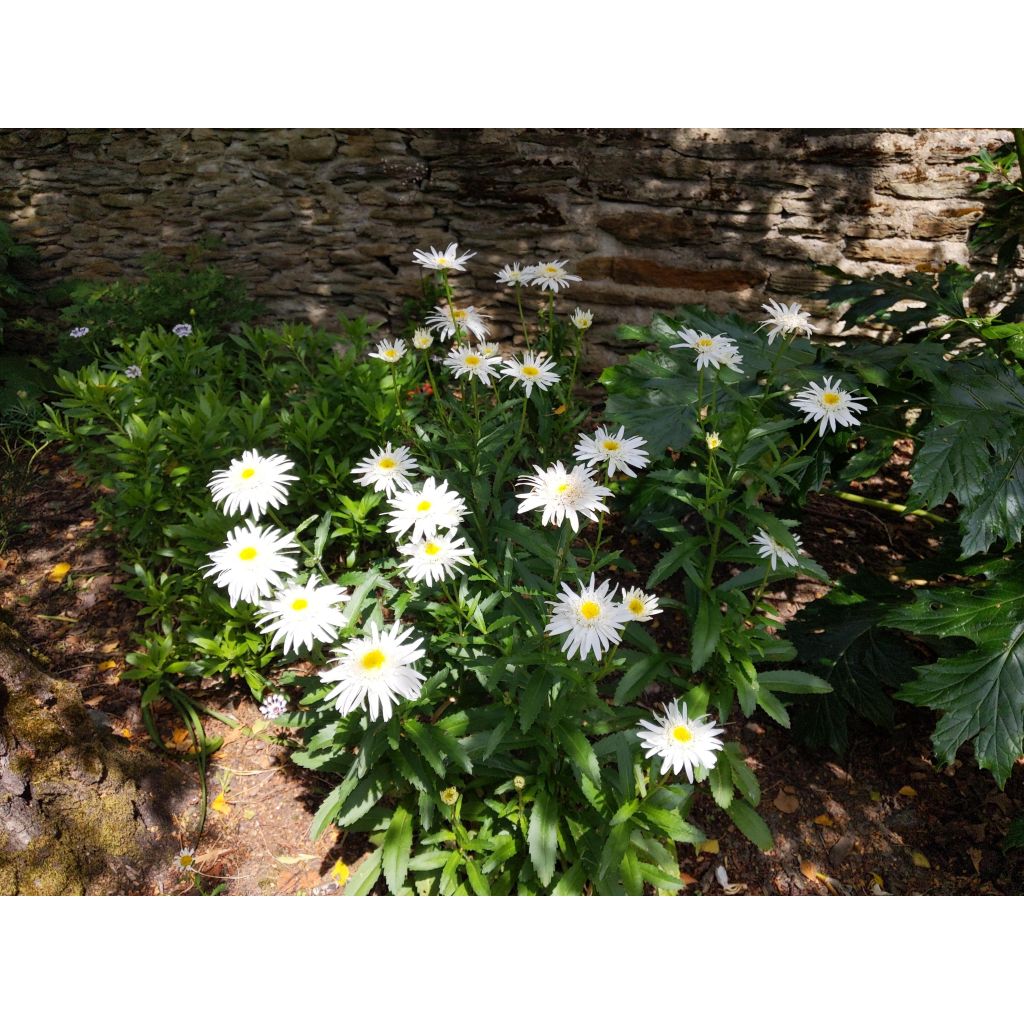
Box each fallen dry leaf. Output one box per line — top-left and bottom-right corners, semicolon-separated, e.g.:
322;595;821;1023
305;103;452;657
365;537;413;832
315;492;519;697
813;814;835;827
211;792;231;816
698;839;719;855
678;872;698;886
276;853;317;865
101;640;119;653
869;790;881;802
911;850;931;869
98;659;118;671
898;785;918;798
47;562;72;582
331;860;351;887
773;791;800;814
799;860;819;881
968;848;982;874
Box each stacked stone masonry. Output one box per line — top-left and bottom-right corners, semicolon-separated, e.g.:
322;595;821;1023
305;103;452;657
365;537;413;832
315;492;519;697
0;128;1011;364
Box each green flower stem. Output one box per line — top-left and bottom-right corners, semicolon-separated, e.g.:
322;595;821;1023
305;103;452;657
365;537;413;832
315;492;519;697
762;334;794;400
830;490;948;525
515;284;531;348
546;292;555;351
515;393;530;446
747;566;771;619
551;522;572;590
589;506;608;567
440;270;465;347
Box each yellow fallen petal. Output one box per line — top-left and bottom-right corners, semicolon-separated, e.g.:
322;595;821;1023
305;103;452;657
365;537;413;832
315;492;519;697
813;814;835;827
211;792;231;816
48;562;72;582
98;659;118;671
331;860;350;887
911;851;931;869
698;838;719;855
898;785;918;797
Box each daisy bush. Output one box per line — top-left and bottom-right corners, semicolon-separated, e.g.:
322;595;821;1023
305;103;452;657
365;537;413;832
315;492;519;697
39;244;844;894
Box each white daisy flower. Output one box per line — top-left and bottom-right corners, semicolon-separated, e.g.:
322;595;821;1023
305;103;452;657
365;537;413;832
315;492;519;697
352;443;419;496
760;299;813;345
479;342;501;358
621;587;661;622
172;323;193;338
426;304;491;343
203;520;299;607
259;693;289;720
570;308;593;330
546;574;631;662
412;242;475;273
789;376;868;434
670;328;743;372
398;530;474;586
321;619;426;722
369;338;407;363
574;426;650;479
525;258;582;293
411;327;434;350
706;431;722;451
255;575;350;655
496;262;528;287
385;476;468;542
751;527;801;571
173;846;197;873
208;449;298;521
443;345;503;385
501;351;560;396
637;700;725;782
124;364;142;379
516;461;611;533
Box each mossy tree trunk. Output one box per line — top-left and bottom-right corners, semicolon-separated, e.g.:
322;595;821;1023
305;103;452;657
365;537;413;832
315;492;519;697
0;622;176;894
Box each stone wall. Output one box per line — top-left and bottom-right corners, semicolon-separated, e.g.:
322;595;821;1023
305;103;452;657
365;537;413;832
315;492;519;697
0;128;1010;362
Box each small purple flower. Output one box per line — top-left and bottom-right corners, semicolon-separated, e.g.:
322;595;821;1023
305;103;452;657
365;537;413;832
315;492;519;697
260;693;288;720
173;323;193;338
69;326;90;338
125;365;142;379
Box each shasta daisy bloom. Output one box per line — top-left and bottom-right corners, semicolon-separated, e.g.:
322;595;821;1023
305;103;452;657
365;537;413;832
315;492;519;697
172;323;193;337
255;575;350;655
411;327;434;350
479;342;501;358
546;574;631;661
443;345;503;385
516;461;611;532
570;308;593;330
173;847;197;873
525;258;582;293
321;619;426;722
208;449;298;520
789;376;868;434
259;693;289;720
671;328;743;371
352;442;419;496
398;530;474;585
706;431;722;451
412;242;475;273
574;426;650;479
621;587;662;622
751;527;801;571
369;338;407;363
496;262;528;287
203;520;299;607
385;476;468;542
760;298;813;345
426;303;491;343
501;351;560;396
637;700;724;782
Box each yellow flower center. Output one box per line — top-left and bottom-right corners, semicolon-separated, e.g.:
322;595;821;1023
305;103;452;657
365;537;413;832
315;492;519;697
453;310;467;321
424;541;442;556
698;337;714;348
361;649;386;670
822;391;841;406
602;439;620;451
238;546;258;561
241;467;256;479
416;499;432;512
378;457;397;470
628;598;645;615
291;597;308;611
672;724;693;743
522;365;540;377
546;264;558;273
557;482;571;493
179;854;194;868
579;600;601;621
465;355;481;366
385;349;398;359
437;257;448;266
707;434;721;449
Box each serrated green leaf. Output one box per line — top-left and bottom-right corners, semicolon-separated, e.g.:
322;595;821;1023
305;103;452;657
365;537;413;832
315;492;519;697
554;722;601;785
528;789;558;887
381;805;413;894
726;800;774;851
344;848;382;896
757;669;832;694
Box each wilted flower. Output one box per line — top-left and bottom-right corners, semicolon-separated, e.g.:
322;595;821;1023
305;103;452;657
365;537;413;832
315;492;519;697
496;262;529;287
426;304;491;343
621;587;662;622
706;431;722;451
411;327;434;350
751;527;801;571
440;787;460;806
759;299;812;345
412;242;475;273
570;308;593;330
513;775;526;791
789;376;868;434
637;700;724;782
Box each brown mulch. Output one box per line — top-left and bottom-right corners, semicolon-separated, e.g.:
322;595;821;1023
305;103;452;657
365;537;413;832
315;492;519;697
2;445;1022;895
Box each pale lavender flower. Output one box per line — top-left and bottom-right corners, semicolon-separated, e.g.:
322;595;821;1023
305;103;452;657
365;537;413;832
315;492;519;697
173;323;193;337
260;693;288;720
125;365;142;379
69;326;90;338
